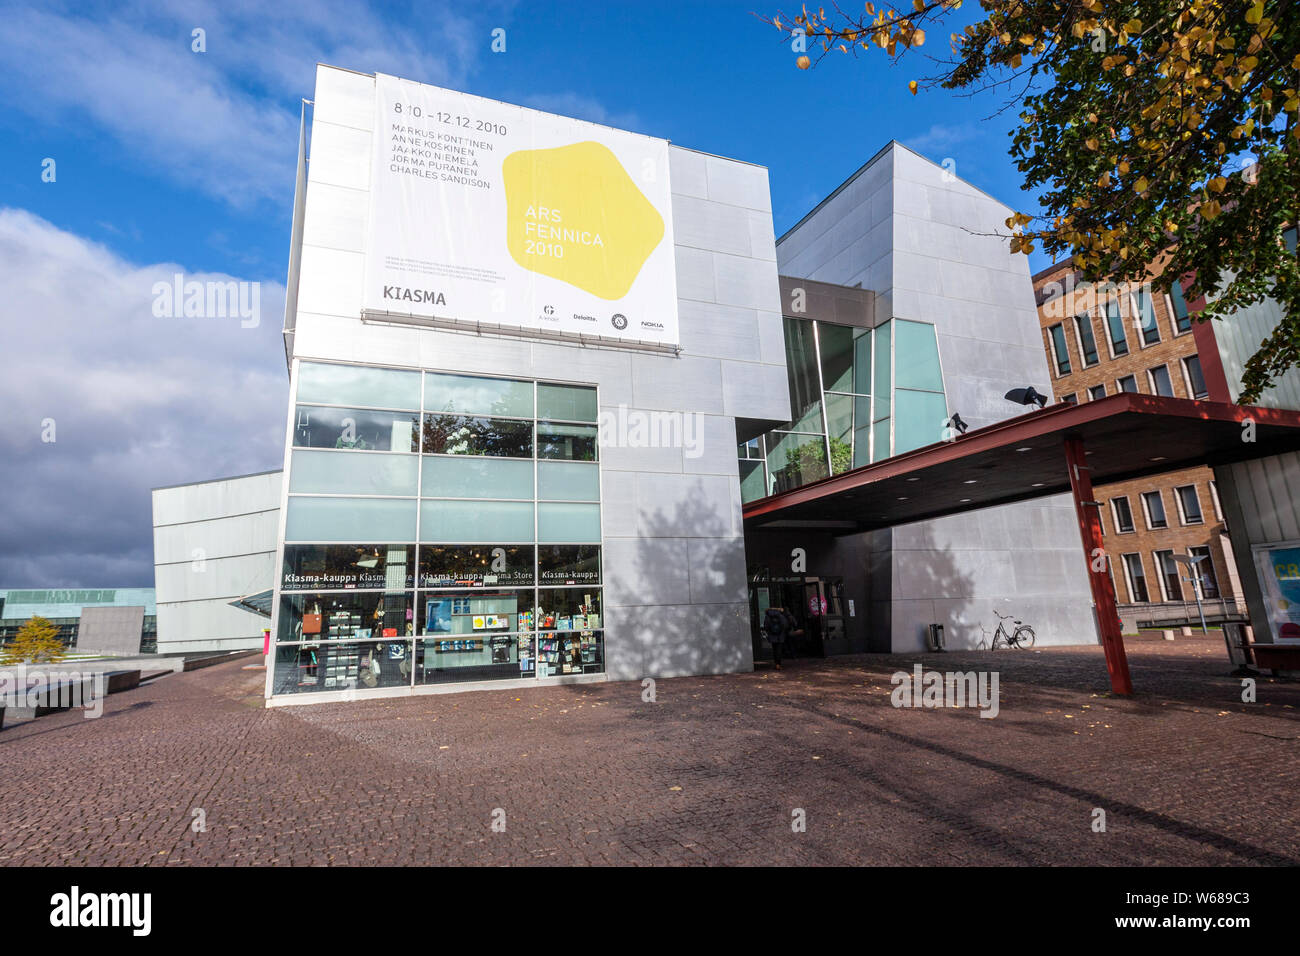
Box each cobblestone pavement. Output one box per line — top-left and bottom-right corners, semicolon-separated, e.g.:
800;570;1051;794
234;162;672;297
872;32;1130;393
1;637;1296;866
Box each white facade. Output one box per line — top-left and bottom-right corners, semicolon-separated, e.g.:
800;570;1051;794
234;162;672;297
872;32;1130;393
152;470;282;652
777;143;1098;650
269;65;791;696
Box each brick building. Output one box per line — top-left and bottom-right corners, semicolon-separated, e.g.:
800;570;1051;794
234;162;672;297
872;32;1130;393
1033;261;1244;630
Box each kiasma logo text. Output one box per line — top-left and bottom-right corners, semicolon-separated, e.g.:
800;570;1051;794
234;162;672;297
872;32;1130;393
382;286;447;306
50;886;151;936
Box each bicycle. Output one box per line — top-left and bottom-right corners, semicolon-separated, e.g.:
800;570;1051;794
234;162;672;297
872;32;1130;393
986;610;1036;649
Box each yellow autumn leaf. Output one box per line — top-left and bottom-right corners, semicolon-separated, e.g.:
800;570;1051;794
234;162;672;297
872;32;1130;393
913;0;925;10
1135;176;1149;192
908;80;918;94
1084;137;1099;150
797;55;811;69
1208;176;1227;193
1124;19;1142;33
1201;199;1222;220
912;28;925;45
1246;2;1263;24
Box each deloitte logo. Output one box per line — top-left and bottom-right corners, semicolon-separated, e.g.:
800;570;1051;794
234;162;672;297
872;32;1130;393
610;313;628;331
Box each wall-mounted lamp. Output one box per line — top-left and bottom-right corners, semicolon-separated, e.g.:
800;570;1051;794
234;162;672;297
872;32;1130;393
1005;386;1048;409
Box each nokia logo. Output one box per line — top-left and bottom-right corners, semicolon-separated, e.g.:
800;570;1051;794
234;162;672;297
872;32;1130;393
640;320;664;330
382;286;447;306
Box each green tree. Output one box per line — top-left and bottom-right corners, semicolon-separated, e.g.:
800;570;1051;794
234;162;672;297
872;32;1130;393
763;1;1299;400
2;615;67;664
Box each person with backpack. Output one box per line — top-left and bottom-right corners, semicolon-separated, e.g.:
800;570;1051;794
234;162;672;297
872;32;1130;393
763;606;791;670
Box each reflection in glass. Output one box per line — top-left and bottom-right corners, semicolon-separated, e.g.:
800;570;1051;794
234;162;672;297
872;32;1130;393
424;372;533;418
422;414;533;458
781;317;824;432
538;544;601;585
282;544;414;591
273;638;415;695
764;430;829;493
293;406;418;451
297;363;421;410
819;323;871;394
419;545;535;588
277;590;414;646
537;422;598;461
739;458;766;503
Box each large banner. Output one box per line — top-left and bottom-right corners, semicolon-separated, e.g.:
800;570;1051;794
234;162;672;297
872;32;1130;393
1252;544;1300;643
363;74;678;345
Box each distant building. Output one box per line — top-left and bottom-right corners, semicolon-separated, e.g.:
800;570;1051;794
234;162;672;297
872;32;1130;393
0;588;157;654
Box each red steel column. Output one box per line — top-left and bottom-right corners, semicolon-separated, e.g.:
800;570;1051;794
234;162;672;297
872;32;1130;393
1064;436;1133;695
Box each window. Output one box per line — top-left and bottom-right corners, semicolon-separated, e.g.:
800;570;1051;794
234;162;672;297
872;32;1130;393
1111;496;1136;533
1176;484;1203;524
294;406;419;451
1170;280;1193;333
1155;550;1182;601
1189;546;1220;598
1088;384;1107;401
1183;355;1209;399
1148;365;1175;397
1122;553;1150;603
1048;323;1072;375
1061;393;1078;405
274;366;605;697
1117;375;1138;393
1135;290;1160;345
1074;314;1100;366
1105;299;1129;356
1141;490;1168;529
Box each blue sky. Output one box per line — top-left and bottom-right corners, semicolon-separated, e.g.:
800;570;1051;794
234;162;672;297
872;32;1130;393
0;0;1052;586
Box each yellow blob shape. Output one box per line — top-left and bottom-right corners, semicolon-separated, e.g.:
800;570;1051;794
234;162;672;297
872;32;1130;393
503;141;664;300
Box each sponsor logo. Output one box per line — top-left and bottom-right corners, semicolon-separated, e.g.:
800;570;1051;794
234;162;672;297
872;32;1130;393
572;313;597;323
610;313;628;330
640;320;664;330
382;286;447;306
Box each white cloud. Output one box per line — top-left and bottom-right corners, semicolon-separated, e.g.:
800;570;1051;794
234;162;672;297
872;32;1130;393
0;208;288;586
0;1;486;209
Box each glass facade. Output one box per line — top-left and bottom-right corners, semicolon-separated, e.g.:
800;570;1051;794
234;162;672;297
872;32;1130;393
739;316;946;502
272;363;604;697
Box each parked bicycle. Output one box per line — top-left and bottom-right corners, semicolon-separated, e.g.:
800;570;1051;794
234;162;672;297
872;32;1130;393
980;610;1036;649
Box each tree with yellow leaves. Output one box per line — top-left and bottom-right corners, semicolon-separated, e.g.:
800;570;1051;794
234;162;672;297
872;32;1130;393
1;615;67;664
762;1;1298;401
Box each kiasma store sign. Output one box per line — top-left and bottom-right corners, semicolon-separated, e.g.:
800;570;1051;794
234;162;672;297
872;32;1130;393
363;74;679;346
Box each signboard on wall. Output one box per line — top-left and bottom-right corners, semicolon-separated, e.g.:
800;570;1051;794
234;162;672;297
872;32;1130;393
1252;544;1300;643
363;74;679;345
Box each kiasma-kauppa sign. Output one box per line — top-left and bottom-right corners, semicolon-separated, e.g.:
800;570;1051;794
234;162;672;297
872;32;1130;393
363;73;678;346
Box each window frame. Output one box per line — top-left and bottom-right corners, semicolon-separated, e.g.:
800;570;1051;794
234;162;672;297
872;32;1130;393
1147;364;1175;397
1111;496;1136;534
1175;484;1204;525
1048;322;1072;376
1140;490;1168;530
1121;552;1150;603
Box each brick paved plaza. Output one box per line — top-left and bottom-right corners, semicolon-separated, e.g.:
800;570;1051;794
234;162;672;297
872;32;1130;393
1;637;1297;866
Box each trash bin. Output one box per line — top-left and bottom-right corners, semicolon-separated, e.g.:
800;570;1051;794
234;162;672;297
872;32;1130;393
927;623;946;652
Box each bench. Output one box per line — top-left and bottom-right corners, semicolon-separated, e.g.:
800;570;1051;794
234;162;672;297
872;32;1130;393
1251;644;1300;675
